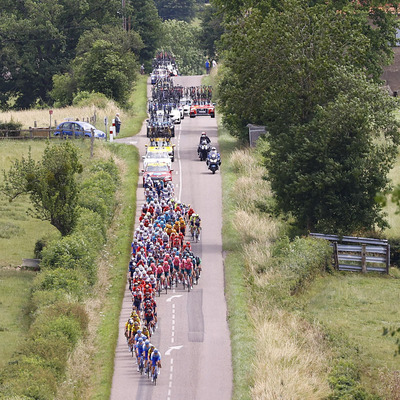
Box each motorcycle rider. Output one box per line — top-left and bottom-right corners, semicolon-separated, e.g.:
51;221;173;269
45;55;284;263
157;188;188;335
199;131;211;145
198;132;212;160
206;146;221;166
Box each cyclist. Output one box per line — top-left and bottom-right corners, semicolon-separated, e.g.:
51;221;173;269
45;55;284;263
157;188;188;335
135;337;146;372
151;348;162;381
143;340;153;373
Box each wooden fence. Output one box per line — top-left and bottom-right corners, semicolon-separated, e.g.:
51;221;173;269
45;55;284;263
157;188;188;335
310;233;390;274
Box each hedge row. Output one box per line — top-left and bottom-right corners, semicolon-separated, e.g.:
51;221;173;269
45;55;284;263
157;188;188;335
0;158;120;399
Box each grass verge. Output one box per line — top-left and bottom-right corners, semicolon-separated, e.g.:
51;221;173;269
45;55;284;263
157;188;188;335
219;120;256;400
117;75;148;138
0;269;35;370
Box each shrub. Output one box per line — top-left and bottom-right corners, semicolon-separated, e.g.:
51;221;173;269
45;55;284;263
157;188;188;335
0;120;22;137
75;207;106;243
32;268;87;299
41;233;96;282
0;355;58;400
72;91;109;109
328;359;379;400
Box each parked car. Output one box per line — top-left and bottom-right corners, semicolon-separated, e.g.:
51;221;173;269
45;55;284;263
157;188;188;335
54;121;106;138
142;162;173;185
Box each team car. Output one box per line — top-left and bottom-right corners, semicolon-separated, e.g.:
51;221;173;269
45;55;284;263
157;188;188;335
142;148;172;169
189;101;215;118
145;138;175;162
142;162;173;185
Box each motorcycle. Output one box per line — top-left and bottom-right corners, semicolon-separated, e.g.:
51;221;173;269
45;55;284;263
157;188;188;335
197;140;210;161
207;153;220;174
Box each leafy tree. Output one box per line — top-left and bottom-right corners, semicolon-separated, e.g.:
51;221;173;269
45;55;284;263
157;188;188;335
0;0;124;109
155;0;196;21
159;20;204;75
218;0;400;233
199;3;224;58
3;142;83;236
127;0;163;65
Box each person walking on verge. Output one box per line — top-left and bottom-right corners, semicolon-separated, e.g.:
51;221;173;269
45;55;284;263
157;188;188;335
115;113;121;135
205;59;210;74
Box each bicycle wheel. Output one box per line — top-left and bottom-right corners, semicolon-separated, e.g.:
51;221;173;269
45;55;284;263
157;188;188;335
182;278;186;290
153;367;158;385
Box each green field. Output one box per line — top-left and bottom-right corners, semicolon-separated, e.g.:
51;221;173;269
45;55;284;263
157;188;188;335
0;269;36;369
0;141;59;266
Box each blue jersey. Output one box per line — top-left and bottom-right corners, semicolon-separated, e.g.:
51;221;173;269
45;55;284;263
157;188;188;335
136;343;145;356
151;352;161;365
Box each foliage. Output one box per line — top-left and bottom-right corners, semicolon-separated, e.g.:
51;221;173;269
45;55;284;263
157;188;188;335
32;268;87;299
2;142;83;236
72;29;141;105
72;91;110;108
218;0;400;233
0;0;123;110
127;0;163;65
328;358;379;400
159;20;204;75
0;120;23;137
155;0;196;21
199;3;224;58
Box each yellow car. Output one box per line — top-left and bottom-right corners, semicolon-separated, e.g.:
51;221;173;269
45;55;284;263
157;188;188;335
146;138;175;162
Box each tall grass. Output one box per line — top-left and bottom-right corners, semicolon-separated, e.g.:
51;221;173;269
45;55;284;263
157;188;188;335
0;104;122;131
0;269;36;370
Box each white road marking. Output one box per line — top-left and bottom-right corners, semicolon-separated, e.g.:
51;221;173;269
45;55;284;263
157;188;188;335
166;295;183;302
165;345;183;356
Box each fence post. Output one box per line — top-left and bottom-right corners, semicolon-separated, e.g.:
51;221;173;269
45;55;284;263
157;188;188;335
90;128;94;158
29;127;33;139
333;242;339;270
386;244;390;274
361;244;367;273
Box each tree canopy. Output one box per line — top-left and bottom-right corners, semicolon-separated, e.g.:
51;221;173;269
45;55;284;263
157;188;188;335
218;0;400;233
3;142;83;236
155;0;196;21
0;0;153;109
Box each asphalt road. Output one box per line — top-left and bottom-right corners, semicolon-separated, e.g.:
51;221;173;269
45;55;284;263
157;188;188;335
110;75;233;400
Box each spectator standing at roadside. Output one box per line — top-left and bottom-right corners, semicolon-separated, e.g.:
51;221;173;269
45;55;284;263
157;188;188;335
115;113;121;135
212;59;217;69
205;59;210;74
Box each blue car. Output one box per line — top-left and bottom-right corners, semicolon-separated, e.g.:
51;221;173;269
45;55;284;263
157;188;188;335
54;121;106;138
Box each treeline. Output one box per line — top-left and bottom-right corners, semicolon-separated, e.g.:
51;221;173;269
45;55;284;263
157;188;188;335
0;143;120;398
0;0;221;110
214;0;400;235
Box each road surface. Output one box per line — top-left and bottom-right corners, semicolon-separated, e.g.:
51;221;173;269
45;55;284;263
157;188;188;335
110;75;233;400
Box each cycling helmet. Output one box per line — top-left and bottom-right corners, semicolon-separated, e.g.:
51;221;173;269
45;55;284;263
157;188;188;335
138;337;143;343
201;132;206;136
145;339;150;345
129;318;133;324
211;147;216;151
154;349;159;354
137;329;142;335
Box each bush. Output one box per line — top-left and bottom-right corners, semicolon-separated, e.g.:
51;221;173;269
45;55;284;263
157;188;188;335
0;356;58;400
388;237;400;268
75;207;106;243
34;234;59;259
265;236;332;302
328;359;380;400
41;233;96;281
72;91;110;108
32;268;87;299
0;120;22;137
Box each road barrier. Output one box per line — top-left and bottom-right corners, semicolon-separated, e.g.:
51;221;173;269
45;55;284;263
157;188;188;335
310;233;390;274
